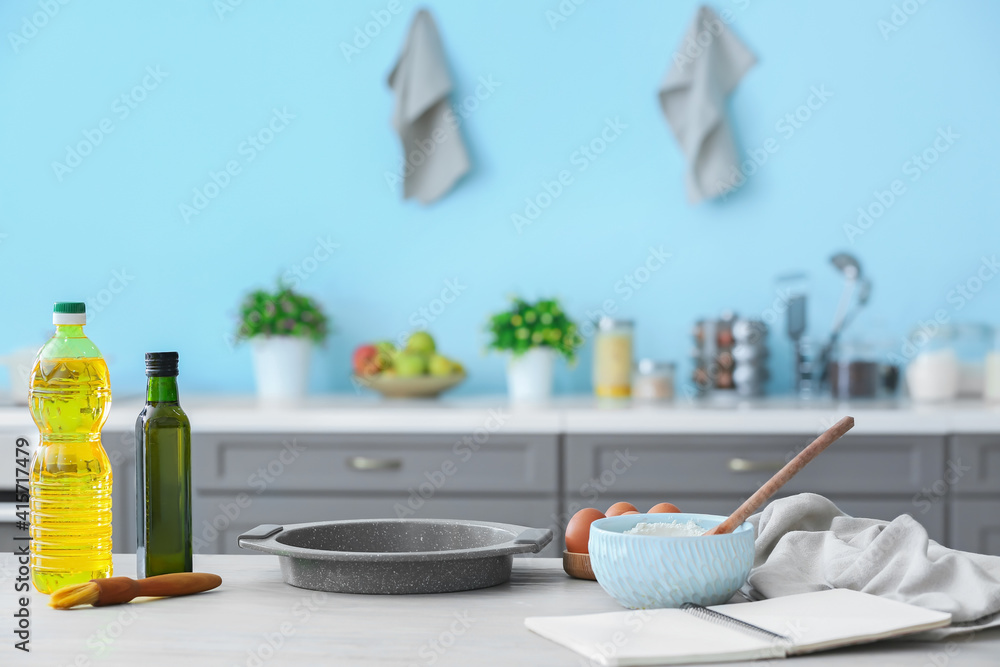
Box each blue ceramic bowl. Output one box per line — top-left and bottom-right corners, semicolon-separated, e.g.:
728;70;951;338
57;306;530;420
588;513;755;609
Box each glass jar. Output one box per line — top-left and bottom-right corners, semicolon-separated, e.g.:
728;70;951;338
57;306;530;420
828;341;879;399
593;318;633;398
633;359;675;401
985;329;1000;402
906;325;958;402
953;323;994;397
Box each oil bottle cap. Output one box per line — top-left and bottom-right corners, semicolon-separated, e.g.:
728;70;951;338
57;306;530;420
53;302;87;325
145;352;179;377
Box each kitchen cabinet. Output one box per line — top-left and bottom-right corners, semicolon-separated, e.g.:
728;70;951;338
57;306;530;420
949;435;1000;555
92;411;1000;558
104;431;137;554
190;432;561;556
564;434;949;544
950;499;1000;555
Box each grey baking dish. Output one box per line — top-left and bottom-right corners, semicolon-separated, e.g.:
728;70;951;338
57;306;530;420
237;519;553;594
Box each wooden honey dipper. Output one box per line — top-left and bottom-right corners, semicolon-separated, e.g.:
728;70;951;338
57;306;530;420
705;416;855;536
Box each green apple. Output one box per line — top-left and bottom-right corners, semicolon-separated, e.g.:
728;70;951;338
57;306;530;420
428;354;454;377
374;340;397;370
395;351;428;377
406;331;436;355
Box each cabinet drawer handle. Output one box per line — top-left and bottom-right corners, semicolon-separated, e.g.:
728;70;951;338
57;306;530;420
728;458;786;473
347;456;403;472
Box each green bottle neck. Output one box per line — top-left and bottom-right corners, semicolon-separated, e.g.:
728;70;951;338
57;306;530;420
146;376;179;404
54;324;86;338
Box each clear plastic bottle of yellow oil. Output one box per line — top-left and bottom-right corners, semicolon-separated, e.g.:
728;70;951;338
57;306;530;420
29;302;113;594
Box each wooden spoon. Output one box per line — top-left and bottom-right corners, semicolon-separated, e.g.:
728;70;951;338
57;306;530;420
704;416;855;536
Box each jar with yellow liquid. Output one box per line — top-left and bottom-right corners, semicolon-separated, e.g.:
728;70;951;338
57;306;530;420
593;318;634;398
29;302;113;594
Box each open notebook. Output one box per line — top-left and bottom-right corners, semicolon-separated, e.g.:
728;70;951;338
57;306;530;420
525;589;951;666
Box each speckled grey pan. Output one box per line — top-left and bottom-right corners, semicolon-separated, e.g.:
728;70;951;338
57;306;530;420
237;519;553;595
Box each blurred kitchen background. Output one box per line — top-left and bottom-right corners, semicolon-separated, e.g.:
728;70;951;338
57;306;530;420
2;1;999;400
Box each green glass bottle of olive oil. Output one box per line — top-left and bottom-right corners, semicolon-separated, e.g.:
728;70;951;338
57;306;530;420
135;352;192;578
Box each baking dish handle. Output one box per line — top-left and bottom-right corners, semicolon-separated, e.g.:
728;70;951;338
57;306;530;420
511;528;553;553
237;524;283;549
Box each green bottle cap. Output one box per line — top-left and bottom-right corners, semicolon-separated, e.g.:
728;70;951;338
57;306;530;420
53;302;87;314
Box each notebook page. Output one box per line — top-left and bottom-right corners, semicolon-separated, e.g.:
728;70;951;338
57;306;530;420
525;608;787;667
712;589;952;655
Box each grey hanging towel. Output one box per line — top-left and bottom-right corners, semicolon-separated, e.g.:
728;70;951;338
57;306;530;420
659;5;756;204
387;9;470;204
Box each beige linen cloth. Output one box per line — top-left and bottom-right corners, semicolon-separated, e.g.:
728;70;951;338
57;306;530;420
746;494;1000;638
387;9;469;204
659;5;755;203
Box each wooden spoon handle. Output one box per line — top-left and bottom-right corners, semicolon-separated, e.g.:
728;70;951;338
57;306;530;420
705;416;855;536
94;573;222;606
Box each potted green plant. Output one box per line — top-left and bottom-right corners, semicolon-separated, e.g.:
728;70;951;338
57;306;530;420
486;297;580;402
233;282;330;402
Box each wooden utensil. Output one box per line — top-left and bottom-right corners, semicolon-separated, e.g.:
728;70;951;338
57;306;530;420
49;573;222;609
705;416;855;536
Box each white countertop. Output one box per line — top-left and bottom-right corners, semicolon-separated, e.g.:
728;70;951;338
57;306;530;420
6;554;998;666
2;395;1000;435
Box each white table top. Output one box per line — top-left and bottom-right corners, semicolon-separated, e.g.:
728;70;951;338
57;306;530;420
4;554;998;666
2;395;1000;435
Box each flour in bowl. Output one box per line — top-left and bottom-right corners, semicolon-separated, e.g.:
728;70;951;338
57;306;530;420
624;520;707;537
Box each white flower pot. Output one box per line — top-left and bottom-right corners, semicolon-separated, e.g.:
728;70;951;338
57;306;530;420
251;336;312;404
506;347;556;403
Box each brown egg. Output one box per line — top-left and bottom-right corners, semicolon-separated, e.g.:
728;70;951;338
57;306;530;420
565;508;606;554
648;502;681;514
605;501;638;517
622;510;639;515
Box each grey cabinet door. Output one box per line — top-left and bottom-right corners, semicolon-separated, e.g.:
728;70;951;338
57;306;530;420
950;435;1000;494
950;498;1000;555
561;494;947;545
104;431;136;554
565;434;945;497
193;495;559;556
194;433;558;495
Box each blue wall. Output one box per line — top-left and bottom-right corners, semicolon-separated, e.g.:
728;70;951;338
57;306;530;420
2;0;999;398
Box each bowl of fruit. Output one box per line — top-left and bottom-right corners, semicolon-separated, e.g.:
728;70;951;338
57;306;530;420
352;332;466;399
